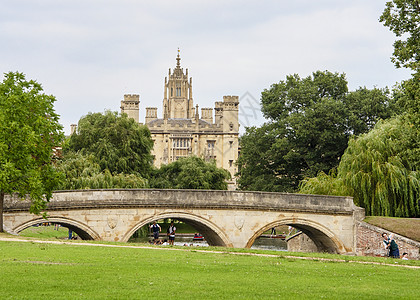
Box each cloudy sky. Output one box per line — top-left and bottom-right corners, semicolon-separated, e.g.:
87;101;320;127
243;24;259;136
1;0;412;134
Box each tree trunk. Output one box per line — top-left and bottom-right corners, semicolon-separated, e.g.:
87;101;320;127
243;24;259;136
0;192;4;232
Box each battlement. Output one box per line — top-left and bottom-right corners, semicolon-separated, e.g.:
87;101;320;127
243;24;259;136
121;94;140;123
223;95;239;103
215;101;223;109
124;94;140;102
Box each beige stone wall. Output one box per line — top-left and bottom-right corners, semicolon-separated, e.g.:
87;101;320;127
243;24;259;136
4;190;362;253
287;232;318;252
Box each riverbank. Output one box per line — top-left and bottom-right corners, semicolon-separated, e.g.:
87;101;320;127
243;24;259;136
1;234;419;299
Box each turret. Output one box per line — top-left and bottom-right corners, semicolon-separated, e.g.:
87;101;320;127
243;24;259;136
120;94;140;123
221;96;239;133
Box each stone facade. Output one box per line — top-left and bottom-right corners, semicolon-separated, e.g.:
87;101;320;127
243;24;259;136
120;52;239;183
287;231;318;253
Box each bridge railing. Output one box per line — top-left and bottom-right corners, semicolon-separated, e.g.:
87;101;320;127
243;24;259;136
4;189;362;215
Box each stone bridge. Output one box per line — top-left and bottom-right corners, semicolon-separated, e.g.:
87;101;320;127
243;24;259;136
3;189;365;254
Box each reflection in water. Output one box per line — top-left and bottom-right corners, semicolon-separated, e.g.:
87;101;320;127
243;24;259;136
251;237;287;251
129;235;287;251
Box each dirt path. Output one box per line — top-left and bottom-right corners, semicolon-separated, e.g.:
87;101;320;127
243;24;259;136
1;235;419;269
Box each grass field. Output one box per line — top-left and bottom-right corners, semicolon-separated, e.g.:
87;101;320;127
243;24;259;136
1;237;419;299
20;225;74;239
364;216;420;242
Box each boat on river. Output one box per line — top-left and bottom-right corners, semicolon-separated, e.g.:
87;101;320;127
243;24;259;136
261;234;286;240
193;234;204;241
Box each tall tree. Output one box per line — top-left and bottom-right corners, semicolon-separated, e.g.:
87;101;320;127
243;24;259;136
66;111;154;178
0;72;64;231
238;71;394;192
300;117;419;217
379;0;420;72
300;0;420;217
381;0;420;169
344;87;399;135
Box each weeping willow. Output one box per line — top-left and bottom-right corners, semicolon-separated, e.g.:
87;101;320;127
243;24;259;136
55;153;148;190
300;117;419;217
338;118;419;217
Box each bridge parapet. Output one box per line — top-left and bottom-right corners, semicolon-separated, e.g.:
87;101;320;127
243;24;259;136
4;189;361;216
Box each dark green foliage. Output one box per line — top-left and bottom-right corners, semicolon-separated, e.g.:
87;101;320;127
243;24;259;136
66;111;154;178
345;87;399;135
0;72;64;222
380;0;420;72
150;156;231;190
238;71;395;192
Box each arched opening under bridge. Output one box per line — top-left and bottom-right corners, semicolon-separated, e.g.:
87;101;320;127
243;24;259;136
246;218;346;254
123;212;232;247
13;216;99;241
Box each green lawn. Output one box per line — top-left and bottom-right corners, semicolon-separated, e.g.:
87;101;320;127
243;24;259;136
19;225;74;239
364;216;420;242
1;240;418;299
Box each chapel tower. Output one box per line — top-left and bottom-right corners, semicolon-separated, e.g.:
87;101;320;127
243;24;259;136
163;49;193;119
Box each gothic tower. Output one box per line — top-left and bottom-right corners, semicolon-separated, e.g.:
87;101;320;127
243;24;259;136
163;49;193;119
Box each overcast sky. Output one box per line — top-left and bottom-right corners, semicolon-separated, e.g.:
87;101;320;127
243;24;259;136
1;0;412;135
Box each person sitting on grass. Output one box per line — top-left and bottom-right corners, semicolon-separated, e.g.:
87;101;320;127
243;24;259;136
401;252;409;260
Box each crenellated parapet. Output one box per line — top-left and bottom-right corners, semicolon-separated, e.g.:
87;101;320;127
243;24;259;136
120;94;140;123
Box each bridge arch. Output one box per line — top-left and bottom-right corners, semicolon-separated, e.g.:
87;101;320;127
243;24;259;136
13;216;100;241
122;211;232;247
246;217;346;253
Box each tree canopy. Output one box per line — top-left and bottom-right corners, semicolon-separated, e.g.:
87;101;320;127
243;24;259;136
300;117;419;217
299;1;420;217
150;156;231;190
66;111;154;178
237;71;395;192
379;0;420;72
0;72;64;231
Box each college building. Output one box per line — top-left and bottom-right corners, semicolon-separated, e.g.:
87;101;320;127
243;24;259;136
120;51;239;186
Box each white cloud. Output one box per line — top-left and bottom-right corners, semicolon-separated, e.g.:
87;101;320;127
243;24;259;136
0;1;412;134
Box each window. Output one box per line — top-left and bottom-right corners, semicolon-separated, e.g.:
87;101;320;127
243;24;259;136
172;137;191;160
206;140;216;161
173;138;190;149
176;87;181;97
229;160;233;167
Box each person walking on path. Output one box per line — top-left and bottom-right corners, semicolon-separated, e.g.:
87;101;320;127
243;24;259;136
150;221;161;244
167;222;176;245
382;232;400;258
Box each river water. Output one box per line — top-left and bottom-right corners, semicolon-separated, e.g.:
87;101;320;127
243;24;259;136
129;235;288;251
